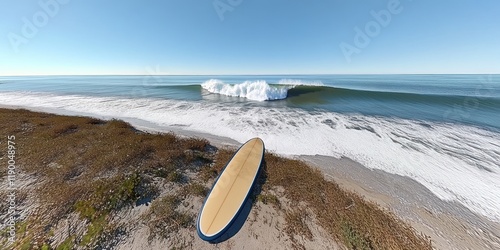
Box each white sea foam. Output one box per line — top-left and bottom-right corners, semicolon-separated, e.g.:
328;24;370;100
1;92;499;222
201;79;290;101
201;79;325;101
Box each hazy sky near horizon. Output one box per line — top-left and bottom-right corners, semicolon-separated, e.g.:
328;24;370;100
1;0;499;75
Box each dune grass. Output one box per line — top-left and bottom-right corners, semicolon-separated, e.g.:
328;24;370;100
0;108;431;249
0;108;209;249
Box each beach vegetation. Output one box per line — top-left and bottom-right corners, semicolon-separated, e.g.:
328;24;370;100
143;195;193;240
341;221;373;250
213;149;432;250
167;170;183;183
55;236;74;250
0;108;431;249
80;215;106;247
182;182;209;197
20;240;32;250
256;193;280;208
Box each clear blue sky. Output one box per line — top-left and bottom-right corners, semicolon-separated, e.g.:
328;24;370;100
1;0;499;75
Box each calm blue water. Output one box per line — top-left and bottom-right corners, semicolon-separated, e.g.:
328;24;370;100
1;74;500;221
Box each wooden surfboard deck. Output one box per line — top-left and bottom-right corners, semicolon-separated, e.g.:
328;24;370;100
197;137;265;242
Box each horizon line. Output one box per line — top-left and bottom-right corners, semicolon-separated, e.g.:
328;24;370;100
1;73;499;77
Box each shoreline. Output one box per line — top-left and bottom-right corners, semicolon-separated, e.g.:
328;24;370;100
302;155;500;249
1;105;499;249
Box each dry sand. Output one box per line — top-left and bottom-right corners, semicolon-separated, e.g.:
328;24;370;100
1;105;499;249
124;116;500;250
113;196;341;250
133;119;500;250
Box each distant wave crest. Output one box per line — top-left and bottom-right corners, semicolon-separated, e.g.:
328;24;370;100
277;79;324;86
200;79;323;101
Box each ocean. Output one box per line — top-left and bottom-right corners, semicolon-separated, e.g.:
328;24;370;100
0;74;499;222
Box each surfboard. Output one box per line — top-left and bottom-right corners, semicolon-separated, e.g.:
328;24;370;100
197;137;265;242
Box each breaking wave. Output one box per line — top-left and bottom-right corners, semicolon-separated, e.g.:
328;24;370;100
200;79;323;101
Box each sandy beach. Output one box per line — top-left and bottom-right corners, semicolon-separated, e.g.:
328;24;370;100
1;106;498;249
0;106;433;249
85;110;500;250
86;105;500;249
136;115;500;250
